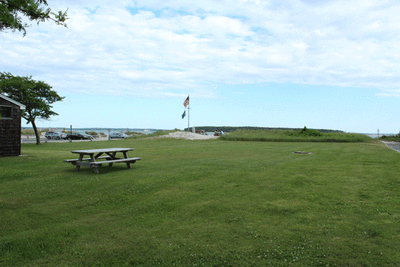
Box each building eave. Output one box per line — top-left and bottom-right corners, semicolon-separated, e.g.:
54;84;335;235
0;94;26;110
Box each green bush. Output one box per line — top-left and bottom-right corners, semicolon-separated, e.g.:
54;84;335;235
86;131;98;137
379;134;400;142
286;126;322;137
125;131;140;135
299;126;322;136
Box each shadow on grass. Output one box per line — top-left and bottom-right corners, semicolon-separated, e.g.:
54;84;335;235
63;164;143;175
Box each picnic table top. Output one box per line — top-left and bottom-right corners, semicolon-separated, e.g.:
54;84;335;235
70;148;133;154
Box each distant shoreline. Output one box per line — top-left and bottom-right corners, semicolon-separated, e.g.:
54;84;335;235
22;127;165;135
22;127;164;131
21;126;398;138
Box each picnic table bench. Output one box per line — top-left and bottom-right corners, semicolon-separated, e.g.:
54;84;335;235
64;148;141;173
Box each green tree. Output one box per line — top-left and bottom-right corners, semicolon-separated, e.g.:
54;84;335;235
0;0;68;36
0;72;65;144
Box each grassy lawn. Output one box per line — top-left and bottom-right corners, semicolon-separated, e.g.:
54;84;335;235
220;129;371;142
1;137;400;266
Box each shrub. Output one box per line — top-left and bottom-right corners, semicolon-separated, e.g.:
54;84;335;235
299;126;323;137
86;131;98;137
125;131;141;135
285;126;322;137
379;134;400;142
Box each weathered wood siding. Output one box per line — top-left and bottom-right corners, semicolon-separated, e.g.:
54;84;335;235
0;97;22;157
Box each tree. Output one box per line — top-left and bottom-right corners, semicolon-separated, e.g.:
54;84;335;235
0;72;65;144
0;0;68;36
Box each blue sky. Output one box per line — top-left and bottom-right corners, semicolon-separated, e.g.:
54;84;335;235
2;0;400;133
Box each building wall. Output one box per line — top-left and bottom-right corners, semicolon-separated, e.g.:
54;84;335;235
0;97;22;157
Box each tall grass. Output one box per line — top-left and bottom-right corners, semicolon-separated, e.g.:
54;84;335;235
1;138;399;266
220;129;373;142
21;129;43;136
131;129;180;139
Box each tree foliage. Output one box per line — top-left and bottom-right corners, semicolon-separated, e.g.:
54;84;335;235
0;0;68;36
0;72;65;144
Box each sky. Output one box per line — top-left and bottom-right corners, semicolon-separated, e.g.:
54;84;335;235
2;0;400;133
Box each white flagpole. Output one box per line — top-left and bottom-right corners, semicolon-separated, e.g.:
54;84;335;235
187;94;190;132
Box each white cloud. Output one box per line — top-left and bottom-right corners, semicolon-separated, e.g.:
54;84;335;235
376;89;400;98
2;0;400;98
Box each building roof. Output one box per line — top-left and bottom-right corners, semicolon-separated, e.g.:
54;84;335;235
0;94;26;109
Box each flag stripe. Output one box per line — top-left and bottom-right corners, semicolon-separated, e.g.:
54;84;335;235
183;96;189;108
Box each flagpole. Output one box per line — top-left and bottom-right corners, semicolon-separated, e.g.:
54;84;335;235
187;94;190;132
182;95;190;131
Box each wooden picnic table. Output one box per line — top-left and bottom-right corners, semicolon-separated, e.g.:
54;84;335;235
64;148;141;173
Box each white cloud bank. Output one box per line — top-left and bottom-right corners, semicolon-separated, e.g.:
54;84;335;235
2;0;400;97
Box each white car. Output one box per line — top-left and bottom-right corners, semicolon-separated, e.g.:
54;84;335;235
109;132;130;138
45;131;67;140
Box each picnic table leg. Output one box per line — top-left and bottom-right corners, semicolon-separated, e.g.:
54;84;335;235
76;154;83;171
107;152;117;167
90;154;99;173
123;151;132;169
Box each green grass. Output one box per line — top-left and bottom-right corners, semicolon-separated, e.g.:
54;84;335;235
220;129;373;142
1;137;400;266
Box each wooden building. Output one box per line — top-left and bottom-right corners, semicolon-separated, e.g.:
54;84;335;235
0;94;25;157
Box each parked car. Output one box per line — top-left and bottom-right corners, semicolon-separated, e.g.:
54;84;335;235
109;132;130;139
65;133;93;140
45;131;55;139
45;131;67;140
81;133;94;140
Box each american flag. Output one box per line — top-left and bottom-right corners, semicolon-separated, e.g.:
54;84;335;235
183;96;189;108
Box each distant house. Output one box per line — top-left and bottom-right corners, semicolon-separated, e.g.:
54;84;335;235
0;94;25;157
